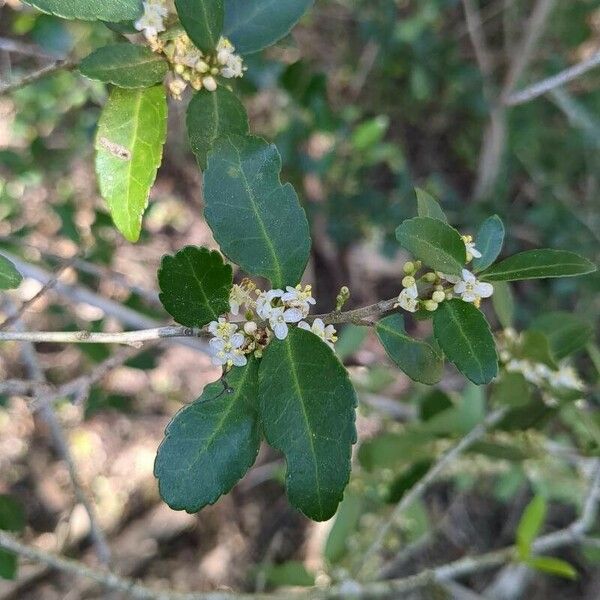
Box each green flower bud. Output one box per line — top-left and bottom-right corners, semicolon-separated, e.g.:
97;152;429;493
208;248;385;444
403;261;415;275
402;276;416;288
424;300;439;312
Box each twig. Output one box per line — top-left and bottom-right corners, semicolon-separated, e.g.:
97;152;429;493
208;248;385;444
461;0;494;86
0;58;77;95
0;37;59;59
356;407;509;579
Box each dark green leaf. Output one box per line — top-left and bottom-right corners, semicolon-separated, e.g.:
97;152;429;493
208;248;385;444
154;359;261;512
519;331;558;370
0;496;25;532
492;372;530;408
472;215;504;272
204;135;311;288
396;217;466;276
79;43;168;88
525;556;577;579
324;493;363;564
158;246;232;328
22;0;141;21
469;441;528;461
516;495;547;559
175;0;224;53
95;85;167;242
386;460;432;504
419;389;453;421
376;314;443;385
262;561;315;587
531;312;593;360
187;88;249;170
433;299;498;385
492;281;514;329
0;255;22;290
480;250;596;282
415;188;447;222
224;0;314;54
358;430;434;471
259;328;357;521
0;550;17;580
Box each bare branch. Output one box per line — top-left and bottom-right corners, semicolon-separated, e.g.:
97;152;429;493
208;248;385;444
0;58;77;95
505;50;600;106
0;37;59;59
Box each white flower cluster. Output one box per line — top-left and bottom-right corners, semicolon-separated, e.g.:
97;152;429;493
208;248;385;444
395;234;493;314
208;281;337;369
134;0;245;99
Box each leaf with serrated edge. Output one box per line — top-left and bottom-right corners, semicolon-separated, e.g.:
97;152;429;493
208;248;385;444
0;255;22;290
22;0;141;21
187;88;248;170
158;246;232;328
175;0;223;53
433;299;498;385
472;215;504;272
376;314;443;384
396;217;466;276
79;44;168;88
224;0;314;54
154;359;260;512
259;328;357;521
204;135;310;288
480;249;596;281
95;86;167;242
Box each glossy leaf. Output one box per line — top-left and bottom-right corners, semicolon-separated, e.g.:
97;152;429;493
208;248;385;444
187;88;249;170
22;0;141;21
472;215;504;272
526;556;578;579
154;359;261;512
79;44;168;88
259;328;357;521
516;495;547;559
415;188;447;222
204;135;311;288
480;250;596;282
95;86;167;242
396;217;466;276
158;246;232;328
224;0;314;54
175;0;224;53
0;255;22;290
531;312;593;360
376;314;443;384
433;299;498;385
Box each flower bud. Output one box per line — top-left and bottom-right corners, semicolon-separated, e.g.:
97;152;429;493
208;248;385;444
424;300;438;312
423;272;437;283
244;321;258;335
432;290;445;303
403;261;415;275
195;59;210;73
402;276;416;288
202;76;217;91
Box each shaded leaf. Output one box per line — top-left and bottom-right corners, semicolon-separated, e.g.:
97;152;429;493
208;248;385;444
386;460;432;504
79;43;168;88
95;86;167;242
187;88;249;171
531;312;593;360
262;561;315;587
396;217;466;276
0;551;17;581
158;246;232;328
472;215;504;272
259;328;357;521
415;188;447;222
324;493;363;564
516;495;547;559
0;496;25;532
376;314;443;384
175;0;224;53
480;250;596;282
433;299;498;385
492;281;514;329
154;359;260;512
22;0;141;21
204;135;310;288
419;389;453;421
519;331;558;370
492;372;531;408
0;255;22;290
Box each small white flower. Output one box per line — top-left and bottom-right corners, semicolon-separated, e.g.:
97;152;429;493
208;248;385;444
221;54;244;78
298;318;337;349
453;269;493;304
281;284;316;317
256;289;284;320
550;365;584;391
135;0;168;39
462;235;482;262
268;306;303;340
208;317;238;340
396;284;419;313
209;333;247;367
167;76;187;99
229;284;255;316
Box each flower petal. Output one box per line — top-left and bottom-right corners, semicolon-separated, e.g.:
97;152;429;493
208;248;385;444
475;282;494;298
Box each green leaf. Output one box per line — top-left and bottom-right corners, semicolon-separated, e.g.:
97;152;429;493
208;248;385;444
79;44;168;88
358;430;434;471
396;217;466;276
516;495;547;560
187;88;249;171
419;389;453;421
492;372;530;408
95;85;167;242
472;215;504;272
0;254;22;290
519;331;558;370
0;549;17;580
376;314;443;385
154;359;261;512
351;116;389;151
323;492;363;564
175;0;224;53
415;188;447;222
262;561;315;588
0;496;25;532
433;299;498;385
386;460;432;504
158;246;232;328
480;250;596;282
531;312;593;360
492;281;514;329
525;556;578;579
22;0;141;21
204;135;311;288
259;328;357;521
224;0;314;54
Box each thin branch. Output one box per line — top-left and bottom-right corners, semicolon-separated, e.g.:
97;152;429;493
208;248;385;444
356;407;509;579
0;58;77;95
460;0;494;85
0;37;59;59
505;50;600;106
